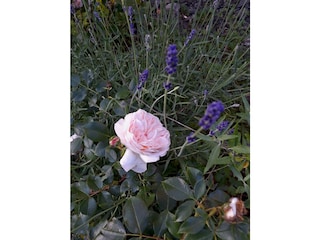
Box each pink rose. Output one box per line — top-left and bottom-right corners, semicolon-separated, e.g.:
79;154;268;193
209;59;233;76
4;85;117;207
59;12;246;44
114;109;170;173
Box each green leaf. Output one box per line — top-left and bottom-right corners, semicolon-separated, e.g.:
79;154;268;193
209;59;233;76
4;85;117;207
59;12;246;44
90;218;109;239
153;210;171;237
82;69;93;85
242;95;250;113
175;200;195;222
230;145;250;154
178;217;205;234
95;141;108;157
156;185;177;211
137;188;155;207
162;177;193;201
195;208;208;219
100;98;110;110
100;218;126;240
206;217;216;232
80;197;97;216
105;148;117;163
71;137;82;154
88;95;98;107
229;165;244;182
72;87;87;102
216;221;250;240
84;121;109;142
185;229;214;240
97;191;114;209
194;179;206;200
213;156;232;165
123;196;148;234
186;167;204;186
71;181;90;199
204;144;221;173
113;105;126;116
196;133;214;142
115;86;130;100
244;174;250;182
102;165;114;184
95;81;108;92
166;215;181;239
71;213;90;234
120;178;139;194
218;134;238;141
87;175;103;191
71;74;80;87
207;189;230;207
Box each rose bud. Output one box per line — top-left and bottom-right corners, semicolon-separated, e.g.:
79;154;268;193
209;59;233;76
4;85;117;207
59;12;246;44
109;136;120;147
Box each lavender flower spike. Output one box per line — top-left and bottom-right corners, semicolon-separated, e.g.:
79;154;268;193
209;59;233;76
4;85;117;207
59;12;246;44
137;69;149;90
199;101;224;130
184;29;196;46
127;6;135;35
186;132;197;143
163;82;172;90
165;44;178;75
217;121;229;132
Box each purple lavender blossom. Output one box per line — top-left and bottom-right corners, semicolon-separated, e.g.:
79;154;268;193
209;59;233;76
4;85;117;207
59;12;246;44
128;6;134;18
184;29;196;46
127;6;135;35
228;129;234;135
163;82;172;90
93;11;102;22
186;132;196;143
199;101;224;130
165;44;178;75
137;69;149;90
209;129;216;136
217;121;229;132
129;23;136;35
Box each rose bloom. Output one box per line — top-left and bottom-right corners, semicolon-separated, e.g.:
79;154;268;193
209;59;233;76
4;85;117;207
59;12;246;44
114;109;170;173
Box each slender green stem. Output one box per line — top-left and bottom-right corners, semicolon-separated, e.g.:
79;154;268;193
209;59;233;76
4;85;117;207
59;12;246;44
149;86;179;112
163;75;172;128
163;88;168;128
121;0;138;76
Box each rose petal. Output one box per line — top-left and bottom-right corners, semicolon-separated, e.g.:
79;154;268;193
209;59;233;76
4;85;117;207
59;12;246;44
120;149;147;173
131;161;147;173
140;154;159;163
229;198;238;215
225;208;236;218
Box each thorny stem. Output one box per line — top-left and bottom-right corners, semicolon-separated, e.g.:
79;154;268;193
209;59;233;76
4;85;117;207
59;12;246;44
89;185;110;197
